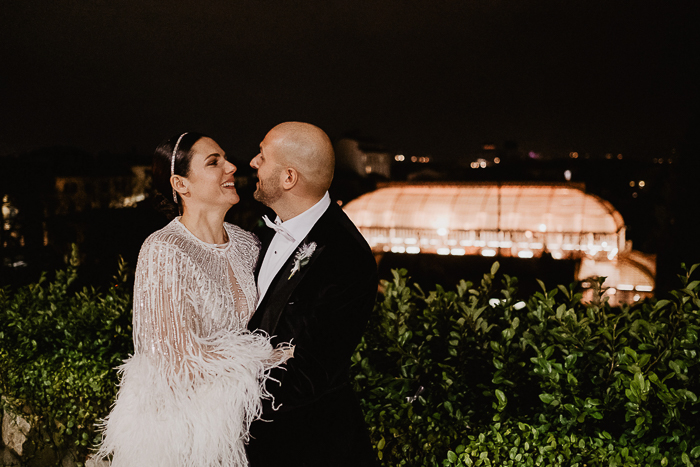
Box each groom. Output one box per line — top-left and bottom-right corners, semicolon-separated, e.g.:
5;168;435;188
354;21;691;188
246;122;378;466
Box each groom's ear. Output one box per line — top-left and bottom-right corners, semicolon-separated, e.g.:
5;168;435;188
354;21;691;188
281;167;298;190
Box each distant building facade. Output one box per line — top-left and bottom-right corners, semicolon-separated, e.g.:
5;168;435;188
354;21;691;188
54;165;150;215
335;137;392;178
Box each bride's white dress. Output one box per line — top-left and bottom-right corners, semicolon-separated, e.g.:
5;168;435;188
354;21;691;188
96;218;287;467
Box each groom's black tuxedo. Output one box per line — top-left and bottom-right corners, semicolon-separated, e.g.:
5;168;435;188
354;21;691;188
246;202;378;467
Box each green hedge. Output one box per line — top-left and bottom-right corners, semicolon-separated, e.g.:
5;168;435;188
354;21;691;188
351;263;700;466
2;251;699;466
0;246;132;465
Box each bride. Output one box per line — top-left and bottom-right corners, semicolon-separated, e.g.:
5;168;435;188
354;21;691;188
96;132;292;466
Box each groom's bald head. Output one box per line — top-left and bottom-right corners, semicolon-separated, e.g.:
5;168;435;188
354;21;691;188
265;122;335;197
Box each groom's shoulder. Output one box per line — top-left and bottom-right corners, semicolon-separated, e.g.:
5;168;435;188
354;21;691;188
319;204;373;260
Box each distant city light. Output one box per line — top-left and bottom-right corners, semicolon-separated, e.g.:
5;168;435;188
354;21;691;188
636;285;653;292
632;192;638;198
513;301;527;310
395;154;405;161
411;156;418;162
633;294;641;302
494;157;501;164
629;181;635;187
538;224;547;232
564;170;572;181
437;228;448;236
483;144;496;150
518;250;534;258
607;288;617;295
391;246;406;253
481;249;497;257
437;248;450;255
638;180;645;188
450;248;466;256
617;154;623;160
570;152;579;159
617;284;634;291
406;246;421;254
605;153;612;160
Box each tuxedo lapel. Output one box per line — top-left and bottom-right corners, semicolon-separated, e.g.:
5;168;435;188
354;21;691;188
254;228;275;282
257;238;326;333
252;206;335;334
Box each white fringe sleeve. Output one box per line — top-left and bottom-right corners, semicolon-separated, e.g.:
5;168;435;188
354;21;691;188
96;240;290;467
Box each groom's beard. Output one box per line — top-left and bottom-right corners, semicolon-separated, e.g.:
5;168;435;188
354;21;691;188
253;171;283;207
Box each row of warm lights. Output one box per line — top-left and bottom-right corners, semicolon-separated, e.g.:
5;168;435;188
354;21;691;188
607;287;653;303
390;246;512;257
469;157;501;169
379;235;617;250
394;155;431;163
569;152;624;160
582;282;653;294
615;284;653;292
629;180;646;188
652;158;672;164
378;235;617;249
387;245;613;260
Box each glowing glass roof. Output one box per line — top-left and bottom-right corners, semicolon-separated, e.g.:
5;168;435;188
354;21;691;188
344;182;625;235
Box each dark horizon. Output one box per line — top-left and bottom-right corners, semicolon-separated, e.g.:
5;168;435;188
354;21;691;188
2;0;698;162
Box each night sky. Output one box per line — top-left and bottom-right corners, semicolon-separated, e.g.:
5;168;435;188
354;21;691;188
2;0;698;163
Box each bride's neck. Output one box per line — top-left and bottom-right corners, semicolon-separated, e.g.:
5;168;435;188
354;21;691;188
180;208;228;244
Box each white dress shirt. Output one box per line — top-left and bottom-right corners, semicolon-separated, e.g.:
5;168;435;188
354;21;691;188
257;192;331;306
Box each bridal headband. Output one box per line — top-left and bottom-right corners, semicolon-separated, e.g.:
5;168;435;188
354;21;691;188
171;132;188;203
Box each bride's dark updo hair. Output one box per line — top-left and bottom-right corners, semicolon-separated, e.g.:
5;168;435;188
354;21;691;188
152;132;208;219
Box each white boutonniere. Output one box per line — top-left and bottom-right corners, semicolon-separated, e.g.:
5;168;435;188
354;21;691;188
289;242;317;279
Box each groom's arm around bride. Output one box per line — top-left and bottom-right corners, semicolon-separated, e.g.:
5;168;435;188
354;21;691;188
246;122;378;467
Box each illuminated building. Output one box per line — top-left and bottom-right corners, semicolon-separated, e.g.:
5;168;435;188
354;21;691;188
343;182;655;305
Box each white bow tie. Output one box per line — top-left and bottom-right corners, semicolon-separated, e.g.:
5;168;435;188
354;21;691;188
262;215;295;242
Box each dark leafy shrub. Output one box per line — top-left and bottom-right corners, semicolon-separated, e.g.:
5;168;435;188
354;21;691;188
3;250;699;466
352;263;700;466
0;245;133;465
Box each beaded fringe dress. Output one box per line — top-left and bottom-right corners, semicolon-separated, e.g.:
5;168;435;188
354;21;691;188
96;218;288;467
